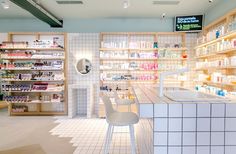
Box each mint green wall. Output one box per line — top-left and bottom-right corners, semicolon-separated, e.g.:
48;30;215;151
1;0;236;32
0;18;174;32
205;0;236;25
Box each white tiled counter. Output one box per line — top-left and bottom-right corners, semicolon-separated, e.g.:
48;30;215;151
133;85;236;154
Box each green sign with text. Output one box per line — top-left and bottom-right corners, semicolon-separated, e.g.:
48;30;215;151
175;15;203;32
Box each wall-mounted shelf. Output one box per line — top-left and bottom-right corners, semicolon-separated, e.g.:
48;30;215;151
195;10;236;98
195;30;236;49
100;32;188;91
0;32;68;116
195;48;236;59
0;48;64;51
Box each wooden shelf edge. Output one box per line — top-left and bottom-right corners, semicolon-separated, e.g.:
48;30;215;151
10;111;66;116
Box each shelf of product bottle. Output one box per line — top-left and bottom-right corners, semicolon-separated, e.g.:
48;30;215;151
6;101;62;104
196;30;236;49
195;84;236;98
0;60;63;69
2;84;64;92
196;48;236;59
100;58;187;61
10;111;65;115
99;47;187;51
4;93;63;104
1;57;65;60
197;73;236;85
0;68;63;71
0;40;64;50
2;79;64;82
196;39;236;58
0;48;64;51
197;81;236;86
196;57;236;70
1;72;64;81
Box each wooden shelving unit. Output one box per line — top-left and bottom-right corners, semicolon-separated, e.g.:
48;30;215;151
195;8;236;97
99;32;188;90
0;32;68;116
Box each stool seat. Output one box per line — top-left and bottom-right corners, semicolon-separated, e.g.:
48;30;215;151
107;112;139;126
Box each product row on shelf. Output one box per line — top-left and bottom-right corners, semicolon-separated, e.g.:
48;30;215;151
100;49;187;59
101;41;183;49
0;60;63;70
100;62;186;71
0;50;64;59
196;56;236;69
4;93;63;104
0;32;67;115
1;72;64;81
1;83;64;92
195;84;236;99
0;39;64;49
196;17;236;45
196;39;236;57
100;73;187;82
197;73;236;85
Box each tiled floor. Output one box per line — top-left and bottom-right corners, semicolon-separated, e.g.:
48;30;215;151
50;117;139;154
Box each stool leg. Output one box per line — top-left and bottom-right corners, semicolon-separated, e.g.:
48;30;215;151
129;125;136;154
107;126;114;153
104;124;113;154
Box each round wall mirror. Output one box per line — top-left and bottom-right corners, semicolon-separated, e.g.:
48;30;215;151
76;59;92;75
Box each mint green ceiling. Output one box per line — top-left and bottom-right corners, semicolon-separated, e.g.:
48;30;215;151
0;0;221;19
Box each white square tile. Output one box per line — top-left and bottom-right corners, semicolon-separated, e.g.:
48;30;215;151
211;132;224;145
169;104;182;117
154;104;168;117
211;118;224;132
169;132;182;146
169;118;182;131
211;146;224;154
183;132;196;146
197;104;210;117
226;132;236;145
183;118;196;131
226;118;236;131
197;118;210;131
168;147;181;154
225;146;236;154
197;132;210;145
140;104;153;118
197;146;210;154
183;104;196;117
154;133;167;146
154;118;168;131
226;104;236;117
212;104;225;117
154;146;167;154
183;147;196;154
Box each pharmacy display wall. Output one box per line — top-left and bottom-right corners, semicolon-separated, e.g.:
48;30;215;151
0;32;67;116
195;9;236;100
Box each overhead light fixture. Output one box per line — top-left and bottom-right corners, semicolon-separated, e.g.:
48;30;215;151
123;0;130;9
1;0;10;9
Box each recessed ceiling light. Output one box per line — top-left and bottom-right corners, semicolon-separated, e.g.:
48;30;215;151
1;0;10;9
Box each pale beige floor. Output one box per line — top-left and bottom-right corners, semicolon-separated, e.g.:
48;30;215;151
0;108;76;154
